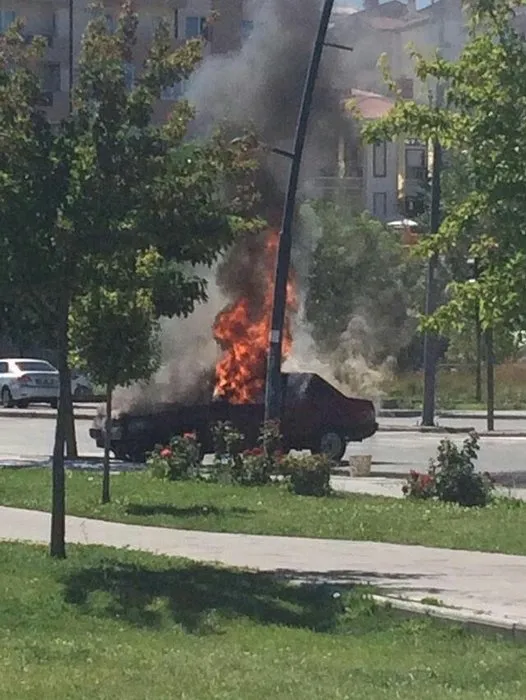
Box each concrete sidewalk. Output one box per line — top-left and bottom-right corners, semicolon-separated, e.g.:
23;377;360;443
2;505;526;629
334;475;526;501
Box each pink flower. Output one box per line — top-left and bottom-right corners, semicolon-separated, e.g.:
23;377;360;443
160;448;172;459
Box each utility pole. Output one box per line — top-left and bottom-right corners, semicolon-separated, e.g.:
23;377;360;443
264;0;339;423
68;0;74;114
421;87;443;426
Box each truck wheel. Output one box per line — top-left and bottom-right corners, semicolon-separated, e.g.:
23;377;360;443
314;430;346;463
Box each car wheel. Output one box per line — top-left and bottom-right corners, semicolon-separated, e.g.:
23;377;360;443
314;430;346;463
73;385;91;400
16;400;29;409
1;387;14;408
49;399;58;410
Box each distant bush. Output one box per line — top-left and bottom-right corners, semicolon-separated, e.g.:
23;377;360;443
281;454;333;497
147;433;201;481
147;421;336;498
403;471;436;500
402;432;494;507
211;421;283;486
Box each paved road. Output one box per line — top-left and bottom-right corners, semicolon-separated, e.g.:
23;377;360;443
3;505;526;625
1;416;526;478
4;404;526;434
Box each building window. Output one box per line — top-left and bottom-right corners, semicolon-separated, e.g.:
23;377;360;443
0;10;16;33
373;192;387;219
173;9;179;38
405;147;427;180
405;195;425;217
105;13;116;33
161;81;183;101
241;20;254;41
123;62;135;90
41;63;61;92
185;16;207;38
372;141;387;178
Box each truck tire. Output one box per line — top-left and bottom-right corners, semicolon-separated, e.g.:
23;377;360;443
313;430;346;463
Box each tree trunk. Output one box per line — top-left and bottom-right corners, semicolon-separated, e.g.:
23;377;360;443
50;298;70;559
486;328;495;432
64;374;78;458
102;383;113;504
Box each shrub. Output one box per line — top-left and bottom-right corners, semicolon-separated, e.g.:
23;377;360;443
402;432;494;507
147;433;201;481
431;432;493;507
212;421;284;486
402;471;436;499
281;454;333;497
211;422;245;484
237;421;285;486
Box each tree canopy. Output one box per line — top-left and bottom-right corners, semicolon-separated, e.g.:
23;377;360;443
363;0;526;336
0;1;261;556
305;203;424;368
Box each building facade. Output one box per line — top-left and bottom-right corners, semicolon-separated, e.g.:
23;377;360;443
0;0;247;122
0;1;462;222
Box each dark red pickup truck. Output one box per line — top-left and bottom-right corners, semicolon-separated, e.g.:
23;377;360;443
90;372;377;463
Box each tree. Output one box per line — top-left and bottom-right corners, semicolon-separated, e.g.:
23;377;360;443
305;202;424;368
0;3;260;558
363;0;526;342
70;251;162;504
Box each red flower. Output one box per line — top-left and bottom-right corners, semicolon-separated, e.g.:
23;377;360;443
160;448;172;459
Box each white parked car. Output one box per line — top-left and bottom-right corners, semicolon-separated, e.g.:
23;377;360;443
0;358;59;408
71;370;94;399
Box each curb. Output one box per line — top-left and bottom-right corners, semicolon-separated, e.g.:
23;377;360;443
378;424;476;434
380;409;526;420
379;425;526;437
372;594;526;641
0;410;95;420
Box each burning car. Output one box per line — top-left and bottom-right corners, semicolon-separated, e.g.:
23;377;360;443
89;372;377;463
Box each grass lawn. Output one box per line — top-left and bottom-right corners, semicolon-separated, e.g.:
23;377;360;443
2;468;526;555
386;363;526;409
2;541;526;699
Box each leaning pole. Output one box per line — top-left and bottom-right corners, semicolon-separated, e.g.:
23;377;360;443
264;0;337;424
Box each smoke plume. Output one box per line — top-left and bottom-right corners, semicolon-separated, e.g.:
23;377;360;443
116;0;394;412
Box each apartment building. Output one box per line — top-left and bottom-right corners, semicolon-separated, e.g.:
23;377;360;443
0;1;247;122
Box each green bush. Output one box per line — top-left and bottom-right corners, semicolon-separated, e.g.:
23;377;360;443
402;432;494;507
281;454;333;497
212;421;284;486
146;434;201;481
211;422;246;484
432;432;494;507
402;471;436;499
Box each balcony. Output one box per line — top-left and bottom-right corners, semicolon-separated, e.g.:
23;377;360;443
24;32;54;48
305;176;364;207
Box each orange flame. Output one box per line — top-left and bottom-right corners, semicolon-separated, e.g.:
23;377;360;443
213;230;298;404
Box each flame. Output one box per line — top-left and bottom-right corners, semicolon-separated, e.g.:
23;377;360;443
213;230;298;404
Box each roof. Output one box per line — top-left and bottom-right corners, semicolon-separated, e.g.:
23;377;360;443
344;89;395;119
1;357;50;362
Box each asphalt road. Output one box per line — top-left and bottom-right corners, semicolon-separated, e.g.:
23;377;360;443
1;415;526;479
